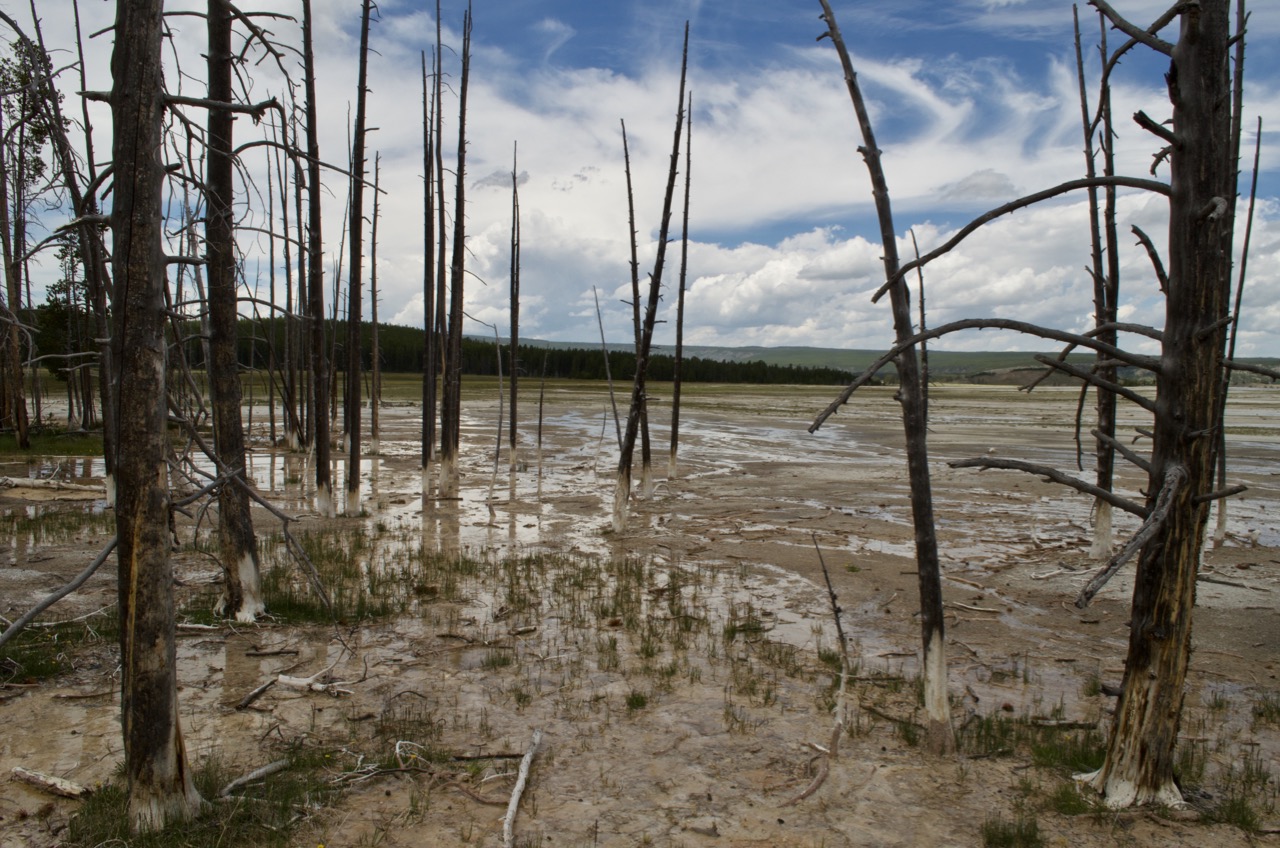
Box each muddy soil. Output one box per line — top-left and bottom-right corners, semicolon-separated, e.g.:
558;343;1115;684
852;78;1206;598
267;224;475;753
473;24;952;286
1;382;1278;847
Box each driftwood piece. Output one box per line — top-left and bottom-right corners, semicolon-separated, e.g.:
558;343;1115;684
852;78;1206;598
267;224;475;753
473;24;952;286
503;728;543;848
219;759;289;797
11;767;91;798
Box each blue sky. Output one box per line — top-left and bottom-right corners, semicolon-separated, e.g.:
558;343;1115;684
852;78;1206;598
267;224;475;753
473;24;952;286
21;1;1280;357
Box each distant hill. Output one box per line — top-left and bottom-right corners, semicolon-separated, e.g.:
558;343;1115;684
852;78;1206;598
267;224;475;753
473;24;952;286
520;339;1279;385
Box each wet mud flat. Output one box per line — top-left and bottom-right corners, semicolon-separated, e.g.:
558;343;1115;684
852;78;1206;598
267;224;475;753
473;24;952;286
1;382;1278;847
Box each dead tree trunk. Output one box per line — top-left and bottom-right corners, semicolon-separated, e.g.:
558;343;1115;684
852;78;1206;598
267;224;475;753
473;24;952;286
110;0;203;828
421;50;437;483
1084;0;1237;807
440;3;471;495
669;92;692;480
508;142;521;472
206;0;263;622
301;0;332;516
344;0;373;516
614;24;688;533
370;154;381;456
818;0;954;753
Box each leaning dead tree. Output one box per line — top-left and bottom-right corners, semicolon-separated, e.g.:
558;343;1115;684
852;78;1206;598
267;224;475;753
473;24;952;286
111;0;203;829
613;23;688;533
814;0;953;754
812;0;1271;808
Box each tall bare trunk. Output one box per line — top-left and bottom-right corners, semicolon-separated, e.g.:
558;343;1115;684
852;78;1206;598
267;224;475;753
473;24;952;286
344;0;373;516
301;0;332;515
440;4;471;494
206;0;263;622
669;92;692;480
371;155;381;456
1086;0;1236;807
615;25;688;533
508;143;520;472
111;0;203;828
818;0;954;753
421;50;437;484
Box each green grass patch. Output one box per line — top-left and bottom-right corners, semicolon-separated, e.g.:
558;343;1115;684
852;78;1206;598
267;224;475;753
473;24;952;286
0;612;118;683
67;744;338;848
981;813;1043;848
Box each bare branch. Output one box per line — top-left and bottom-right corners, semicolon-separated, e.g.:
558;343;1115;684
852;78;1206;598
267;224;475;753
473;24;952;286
810;318;1160;433
872;176;1169;303
948;456;1146;517
1076;464;1187;607
1031;354;1158;413
1131;226;1169;291
1134;110;1178;146
1088;0;1176;55
1091;429;1153;475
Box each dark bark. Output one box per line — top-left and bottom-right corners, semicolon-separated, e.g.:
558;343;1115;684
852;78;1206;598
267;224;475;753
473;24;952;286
817;0;953;753
371;155;381;453
206;0;263;622
110;0;203;828
670;92;692;479
421;50;436;470
345;0;373;515
614;24;688;532
509;142;520;470
301;0;331;515
440;4;471;492
1087;0;1237;807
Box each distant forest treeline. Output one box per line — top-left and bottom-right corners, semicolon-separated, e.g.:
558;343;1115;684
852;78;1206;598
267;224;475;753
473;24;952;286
217;320;858;385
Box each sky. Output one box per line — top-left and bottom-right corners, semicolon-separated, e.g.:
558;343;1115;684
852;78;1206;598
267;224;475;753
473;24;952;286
15;0;1280;358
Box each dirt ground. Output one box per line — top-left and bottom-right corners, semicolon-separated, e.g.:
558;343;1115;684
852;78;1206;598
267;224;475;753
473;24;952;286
1;382;1278;847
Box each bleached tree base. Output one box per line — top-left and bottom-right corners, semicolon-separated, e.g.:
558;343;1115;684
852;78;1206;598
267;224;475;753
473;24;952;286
1077;768;1184;809
440;454;459;498
129;757;204;833
667;450;678;481
346;487;361;517
612;475;630;534
214;552;266;623
316;484;334;519
639;463;654;499
104;474;116;508
1212;499;1228;548
370;437;380;456
921;630;954;753
1090;500;1114;560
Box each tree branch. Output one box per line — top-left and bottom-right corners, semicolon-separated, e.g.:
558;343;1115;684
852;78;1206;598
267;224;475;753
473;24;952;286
948;456;1146;517
872;176;1170;303
1031;355;1158;413
1076;464;1187;607
1088;0;1176;55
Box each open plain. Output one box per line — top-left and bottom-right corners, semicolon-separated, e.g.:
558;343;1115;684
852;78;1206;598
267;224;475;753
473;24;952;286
1;380;1278;847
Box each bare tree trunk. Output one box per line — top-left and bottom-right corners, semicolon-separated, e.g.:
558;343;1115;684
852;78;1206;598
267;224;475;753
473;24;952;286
669;92;692;480
592;285;621;448
440;3;471;495
508;142;520;472
111;0;203;829
1085;0;1236;807
615;25;688;533
421;50;437;486
0;104;28;449
370;155;381;456
344;0;373;516
818;0;953;753
301;0;332;516
206;0;263;622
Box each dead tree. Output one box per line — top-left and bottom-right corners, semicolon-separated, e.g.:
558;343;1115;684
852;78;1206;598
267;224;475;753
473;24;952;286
440;3;471;494
301;0;332;516
1080;0;1240;807
370;154;382;455
111;0;203;828
509;141;521;471
205;0;264;622
812;0;1255;806
344;0;374;515
421;49;437;479
614;23;688;533
815;0;954;753
669;91;692;480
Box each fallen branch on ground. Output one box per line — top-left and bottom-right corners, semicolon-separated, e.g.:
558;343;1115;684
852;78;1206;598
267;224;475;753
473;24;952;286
503;728;543;848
